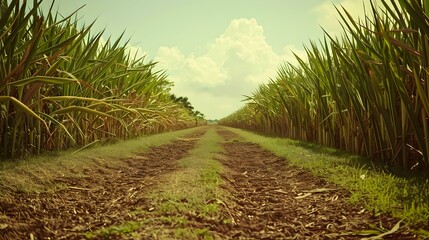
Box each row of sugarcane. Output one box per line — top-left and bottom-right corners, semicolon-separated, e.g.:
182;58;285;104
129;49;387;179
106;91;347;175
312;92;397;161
220;0;429;170
0;0;203;159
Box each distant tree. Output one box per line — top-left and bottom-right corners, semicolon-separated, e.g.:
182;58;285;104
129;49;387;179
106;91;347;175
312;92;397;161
170;94;204;118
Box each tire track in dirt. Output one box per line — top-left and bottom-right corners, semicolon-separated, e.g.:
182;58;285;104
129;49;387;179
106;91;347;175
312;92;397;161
215;128;416;239
0;128;207;240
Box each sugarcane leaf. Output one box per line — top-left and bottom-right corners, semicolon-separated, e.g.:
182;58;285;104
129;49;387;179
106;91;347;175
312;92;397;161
0;96;45;123
39;112;76;144
8;76;79;87
361;220;402;240
51;106;119;121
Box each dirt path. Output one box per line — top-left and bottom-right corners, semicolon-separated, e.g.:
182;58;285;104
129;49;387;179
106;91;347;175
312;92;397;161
0;126;418;239
214;129;415;239
0;129;206;239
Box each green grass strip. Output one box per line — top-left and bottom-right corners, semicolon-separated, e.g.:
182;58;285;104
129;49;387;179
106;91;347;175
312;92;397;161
152;127;224;218
223;126;429;229
89;127;227;239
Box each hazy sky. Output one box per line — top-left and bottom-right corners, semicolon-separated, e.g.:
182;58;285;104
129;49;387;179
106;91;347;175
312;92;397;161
40;0;374;119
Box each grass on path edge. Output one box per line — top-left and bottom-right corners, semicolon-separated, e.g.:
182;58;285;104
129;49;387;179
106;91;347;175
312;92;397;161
0;127;205;195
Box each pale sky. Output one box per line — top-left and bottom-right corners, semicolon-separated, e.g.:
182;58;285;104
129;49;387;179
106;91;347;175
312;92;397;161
40;0;374;119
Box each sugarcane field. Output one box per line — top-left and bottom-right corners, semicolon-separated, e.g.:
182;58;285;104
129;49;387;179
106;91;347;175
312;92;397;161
1;0;429;239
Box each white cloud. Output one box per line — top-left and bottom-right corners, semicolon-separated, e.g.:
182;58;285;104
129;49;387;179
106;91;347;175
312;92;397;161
156;47;228;87
155;18;307;119
156;46;184;69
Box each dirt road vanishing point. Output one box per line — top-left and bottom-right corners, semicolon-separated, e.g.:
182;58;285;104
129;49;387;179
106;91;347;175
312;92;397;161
0;126;417;239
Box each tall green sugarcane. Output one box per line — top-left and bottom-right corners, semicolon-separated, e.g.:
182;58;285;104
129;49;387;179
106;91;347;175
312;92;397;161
0;0;199;159
220;0;429;170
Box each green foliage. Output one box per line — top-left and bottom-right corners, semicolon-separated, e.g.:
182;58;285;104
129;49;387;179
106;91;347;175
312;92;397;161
0;0;201;160
220;0;429;170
